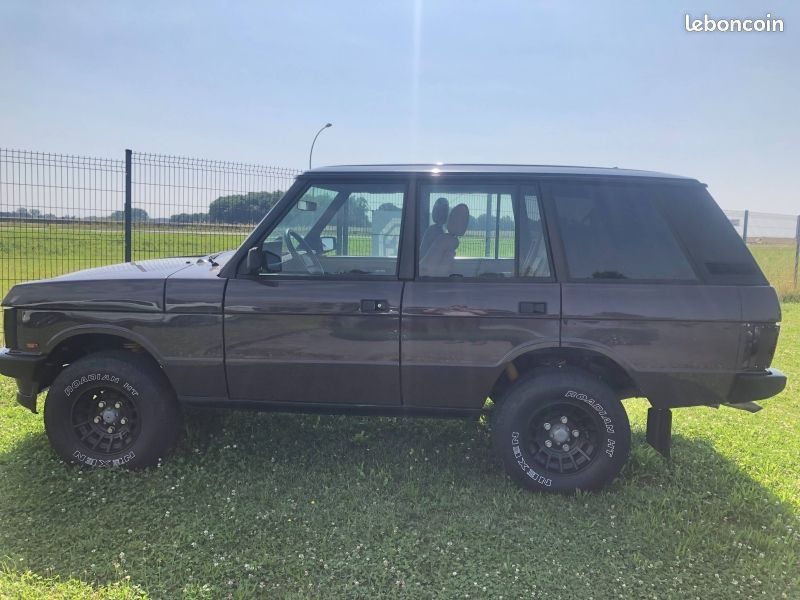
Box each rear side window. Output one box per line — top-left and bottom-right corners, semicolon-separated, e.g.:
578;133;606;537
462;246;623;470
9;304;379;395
656;184;767;285
418;184;517;278
548;181;697;281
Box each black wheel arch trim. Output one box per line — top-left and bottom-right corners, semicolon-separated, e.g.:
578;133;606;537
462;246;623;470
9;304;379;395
43;324;168;367
496;340;646;399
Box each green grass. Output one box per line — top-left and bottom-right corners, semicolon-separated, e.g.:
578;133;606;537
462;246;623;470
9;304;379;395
749;244;799;300
0;223;250;296
0;307;799;598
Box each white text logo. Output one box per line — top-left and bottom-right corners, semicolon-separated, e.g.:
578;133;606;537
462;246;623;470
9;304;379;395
685;14;783;33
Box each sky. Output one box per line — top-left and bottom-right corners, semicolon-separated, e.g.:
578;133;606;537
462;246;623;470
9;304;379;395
1;1;798;213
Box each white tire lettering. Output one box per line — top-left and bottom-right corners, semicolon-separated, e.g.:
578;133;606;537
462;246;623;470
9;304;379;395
71;449;136;468
64;374;122;396
511;432;552;487
565;390;616;434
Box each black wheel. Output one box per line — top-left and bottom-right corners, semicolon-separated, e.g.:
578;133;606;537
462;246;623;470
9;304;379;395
44;350;182;469
491;367;630;493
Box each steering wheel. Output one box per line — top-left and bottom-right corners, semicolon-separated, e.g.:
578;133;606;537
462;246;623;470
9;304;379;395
284;229;324;275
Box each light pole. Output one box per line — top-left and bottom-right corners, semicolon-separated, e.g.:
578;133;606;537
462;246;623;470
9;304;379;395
309;123;332;169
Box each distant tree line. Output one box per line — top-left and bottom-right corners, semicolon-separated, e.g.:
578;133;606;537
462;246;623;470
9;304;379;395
206;191;284;224
0;208;59;220
0;207;153;222
3;194;515;231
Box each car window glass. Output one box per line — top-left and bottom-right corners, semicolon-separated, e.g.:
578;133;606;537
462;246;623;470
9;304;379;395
262;183;405;277
520;191;551;278
656;184;766;285
418;184;517;278
549;181;696;281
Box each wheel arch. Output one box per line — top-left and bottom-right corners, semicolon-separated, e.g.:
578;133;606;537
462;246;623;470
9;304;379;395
39;326;171;392
489;344;643;405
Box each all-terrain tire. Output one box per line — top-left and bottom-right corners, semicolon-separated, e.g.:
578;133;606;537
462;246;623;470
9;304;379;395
491;367;630;493
44;350;182;469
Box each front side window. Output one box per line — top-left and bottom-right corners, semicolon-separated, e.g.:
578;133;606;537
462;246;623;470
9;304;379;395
548;181;697;281
258;182;405;277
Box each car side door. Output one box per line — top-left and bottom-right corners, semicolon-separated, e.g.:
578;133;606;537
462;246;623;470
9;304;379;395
224;178;408;405
401;178;561;410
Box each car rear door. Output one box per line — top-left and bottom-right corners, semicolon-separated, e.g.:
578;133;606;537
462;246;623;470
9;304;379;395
401;178;561;410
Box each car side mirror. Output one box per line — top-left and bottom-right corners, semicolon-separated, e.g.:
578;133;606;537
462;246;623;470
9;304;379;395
297;200;317;212
245;247;263;274
320;236;337;254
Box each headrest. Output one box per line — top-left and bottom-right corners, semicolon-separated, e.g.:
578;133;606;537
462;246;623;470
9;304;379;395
447;203;469;236
431;197;449;225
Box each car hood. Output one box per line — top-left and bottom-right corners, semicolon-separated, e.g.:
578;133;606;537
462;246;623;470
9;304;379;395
48;256;198;282
2;251;234;312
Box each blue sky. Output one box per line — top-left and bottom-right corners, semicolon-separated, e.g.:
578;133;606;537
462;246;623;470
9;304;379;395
1;1;798;212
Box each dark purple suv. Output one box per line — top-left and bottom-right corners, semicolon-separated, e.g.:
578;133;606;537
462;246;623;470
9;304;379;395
0;165;786;492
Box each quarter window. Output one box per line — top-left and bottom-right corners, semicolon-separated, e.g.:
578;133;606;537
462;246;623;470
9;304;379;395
520;190;551;278
656;184;766;285
548;181;696;281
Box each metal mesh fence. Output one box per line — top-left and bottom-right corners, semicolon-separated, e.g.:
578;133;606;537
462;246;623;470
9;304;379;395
723;209;800;299
0;147;798;302
130;152;299;261
0;149;126;297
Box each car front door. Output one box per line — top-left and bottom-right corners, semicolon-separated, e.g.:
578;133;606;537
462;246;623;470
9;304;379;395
224;179;407;405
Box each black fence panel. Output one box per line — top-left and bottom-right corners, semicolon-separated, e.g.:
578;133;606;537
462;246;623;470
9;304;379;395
0;149;126;298
129;152;299;261
1;147;799;304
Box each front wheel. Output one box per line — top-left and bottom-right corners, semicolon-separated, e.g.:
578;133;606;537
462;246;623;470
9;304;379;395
44;350;182;469
491;367;631;493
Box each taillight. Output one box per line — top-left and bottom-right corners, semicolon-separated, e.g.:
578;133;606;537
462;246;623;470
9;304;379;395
741;322;780;370
3;308;18;350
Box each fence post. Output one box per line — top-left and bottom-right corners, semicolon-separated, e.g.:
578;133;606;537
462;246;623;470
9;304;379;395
484;193;492;257
124;149;132;262
794;214;800;289
742;209;749;243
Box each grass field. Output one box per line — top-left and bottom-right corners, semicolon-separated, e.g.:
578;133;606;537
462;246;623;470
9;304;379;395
0;305;798;598
749;244;799;301
1;224;798;301
0;224;251;296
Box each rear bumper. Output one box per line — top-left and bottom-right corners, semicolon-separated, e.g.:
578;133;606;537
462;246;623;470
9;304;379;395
0;347;48;412
727;368;787;404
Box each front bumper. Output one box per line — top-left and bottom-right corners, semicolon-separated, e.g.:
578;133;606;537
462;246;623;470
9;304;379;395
727;368;787;405
0;347;48;412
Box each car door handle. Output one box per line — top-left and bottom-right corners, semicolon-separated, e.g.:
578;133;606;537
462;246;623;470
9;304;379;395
361;299;390;313
519;301;547;315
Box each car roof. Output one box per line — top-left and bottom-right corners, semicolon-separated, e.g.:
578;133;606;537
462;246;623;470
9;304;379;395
306;164;695;180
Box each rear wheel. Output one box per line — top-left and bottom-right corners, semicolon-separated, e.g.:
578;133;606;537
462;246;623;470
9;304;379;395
491;367;630;493
44;351;182;469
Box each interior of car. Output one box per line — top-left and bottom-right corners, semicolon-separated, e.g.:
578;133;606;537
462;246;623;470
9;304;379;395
251;182;552;279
